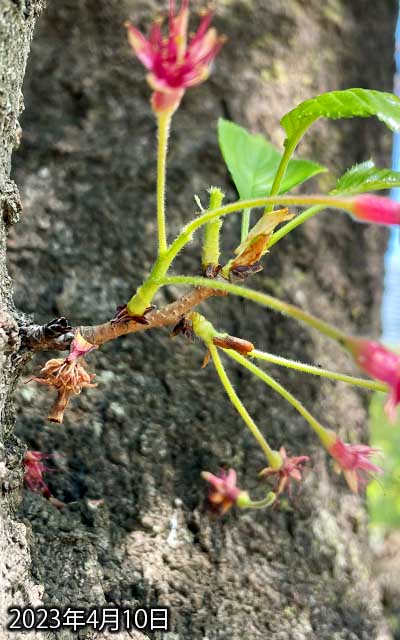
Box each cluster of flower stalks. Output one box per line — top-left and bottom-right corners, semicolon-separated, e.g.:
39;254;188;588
23;0;400;514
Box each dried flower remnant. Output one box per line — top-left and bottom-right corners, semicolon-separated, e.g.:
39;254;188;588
30;332;97;423
327;436;382;493
126;0;225;114
346;337;399;422
259;446;309;497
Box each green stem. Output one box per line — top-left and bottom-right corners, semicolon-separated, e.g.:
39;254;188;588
209;344;280;466
241;208;252;242
202;188;224;271
127;194;354;316
251;349;388;392
183;195;352;241
265;124;310;213
156;275;347;344
268;205;324;248
238;492;277;510
227;350;331;445
156;112;172;255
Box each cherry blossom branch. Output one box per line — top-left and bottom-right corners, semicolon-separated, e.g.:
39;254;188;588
21;286;224;351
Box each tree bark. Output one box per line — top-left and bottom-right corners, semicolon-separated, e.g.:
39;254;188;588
0;1;47;636
1;0;398;638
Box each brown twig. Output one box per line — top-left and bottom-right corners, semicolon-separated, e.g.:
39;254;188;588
79;286;225;345
20;286;225;352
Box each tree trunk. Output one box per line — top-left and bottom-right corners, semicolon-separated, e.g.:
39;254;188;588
1;0;398;638
0;0;47;636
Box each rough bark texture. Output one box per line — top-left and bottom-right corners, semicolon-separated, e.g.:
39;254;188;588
0;0;46;635
1;0;399;638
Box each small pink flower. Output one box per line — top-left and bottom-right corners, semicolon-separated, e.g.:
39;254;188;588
351;195;400;226
259;447;309;496
346;337;400;422
126;1;225;114
327;437;382;493
201;468;243;515
24;450;52;497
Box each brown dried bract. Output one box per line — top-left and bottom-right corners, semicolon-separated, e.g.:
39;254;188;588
111;304;156;325
201;349;211;368
229;262;263;281
230;208;294;273
212;335;254;355
170;316;195;342
203;263;222;279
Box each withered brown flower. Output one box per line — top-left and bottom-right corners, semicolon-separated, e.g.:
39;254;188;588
30;357;96;423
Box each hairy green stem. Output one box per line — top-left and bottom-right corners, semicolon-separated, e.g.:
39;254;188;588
157;276;347;344
128;194;354;315
184;195;352;239
209;344;280;466
156;112;172;255
202;188;224;270
226;350;331;446
239;492;277;510
251;349;387;392
265;123;310;212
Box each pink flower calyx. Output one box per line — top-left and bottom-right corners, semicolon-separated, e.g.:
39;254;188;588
126;1;225;114
259;446;310;496
327;436;382;493
67;331;97;362
24;450;52;498
201;468;247;515
346;337;400;422
351;195;400;226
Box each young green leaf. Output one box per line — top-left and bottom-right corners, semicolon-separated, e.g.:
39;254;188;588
218;118;325;199
332;160;400;195
281;89;400;142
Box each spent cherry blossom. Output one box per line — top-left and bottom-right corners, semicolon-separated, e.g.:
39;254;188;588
201;468;244;514
351;194;400;225
29;357;96;423
346;337;400;422
126;0;225;114
327;436;382;493
259;446;310;496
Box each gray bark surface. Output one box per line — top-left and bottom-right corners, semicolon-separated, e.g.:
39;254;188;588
1;0;399;638
0;0;46;636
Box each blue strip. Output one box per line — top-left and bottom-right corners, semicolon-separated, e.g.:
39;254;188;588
381;6;400;345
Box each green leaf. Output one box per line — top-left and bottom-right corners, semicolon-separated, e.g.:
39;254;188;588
332;160;400;195
281;89;400;142
218;118;326;200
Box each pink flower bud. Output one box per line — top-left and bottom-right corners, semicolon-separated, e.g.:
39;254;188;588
351;195;400;226
346;337;400;422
